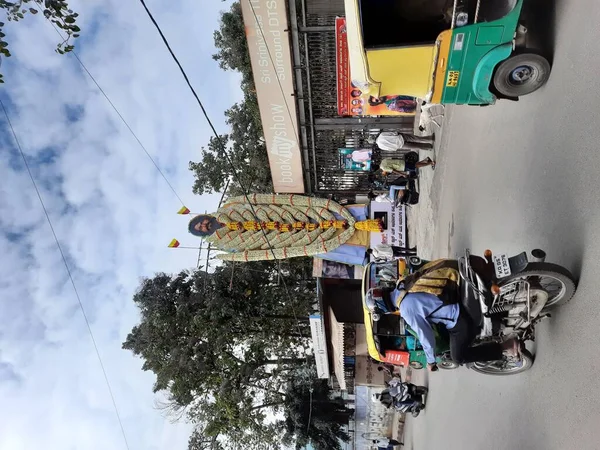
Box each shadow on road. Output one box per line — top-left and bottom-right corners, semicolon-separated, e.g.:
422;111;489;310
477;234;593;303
521;0;563;62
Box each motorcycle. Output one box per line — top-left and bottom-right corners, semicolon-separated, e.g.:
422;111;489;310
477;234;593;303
438;248;577;375
374;365;427;417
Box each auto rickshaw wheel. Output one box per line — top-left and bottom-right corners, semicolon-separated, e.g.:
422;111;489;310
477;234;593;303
493;53;551;98
409;361;424;370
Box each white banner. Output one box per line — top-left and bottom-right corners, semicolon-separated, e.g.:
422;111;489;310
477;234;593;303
309;315;330;379
369;201;407;248
241;0;305;193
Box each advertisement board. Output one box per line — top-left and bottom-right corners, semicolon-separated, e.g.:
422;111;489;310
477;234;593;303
312;258;362;279
369;201;407;248
339;148;372;171
335;17;417;117
354;355;386;386
309;315;330;379
241;0;305;193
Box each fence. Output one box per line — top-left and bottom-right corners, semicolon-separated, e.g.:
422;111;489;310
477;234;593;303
291;0;414;194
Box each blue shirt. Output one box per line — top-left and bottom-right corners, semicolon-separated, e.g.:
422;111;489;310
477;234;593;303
396;291;460;364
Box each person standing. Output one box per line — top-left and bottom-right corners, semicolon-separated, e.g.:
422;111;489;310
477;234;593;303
367;244;417;260
373;437;403;448
371;131;434;151
379;156;435;178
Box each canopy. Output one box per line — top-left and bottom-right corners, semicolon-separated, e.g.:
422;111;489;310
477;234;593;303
343;0;440;99
343;0;381;96
361;262;383;361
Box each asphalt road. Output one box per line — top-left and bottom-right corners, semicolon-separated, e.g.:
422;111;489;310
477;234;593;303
404;0;600;448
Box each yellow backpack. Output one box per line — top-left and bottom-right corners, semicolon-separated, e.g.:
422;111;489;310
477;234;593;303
396;259;460;306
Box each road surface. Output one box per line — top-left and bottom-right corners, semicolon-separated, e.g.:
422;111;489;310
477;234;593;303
405;0;600;448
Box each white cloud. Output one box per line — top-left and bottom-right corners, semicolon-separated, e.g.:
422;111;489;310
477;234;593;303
0;0;240;448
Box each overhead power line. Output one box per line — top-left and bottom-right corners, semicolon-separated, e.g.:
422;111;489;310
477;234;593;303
0;98;131;450
136;0;310;344
44;19;187;207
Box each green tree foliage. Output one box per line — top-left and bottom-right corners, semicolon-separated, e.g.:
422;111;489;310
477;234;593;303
123;260;317;447
189;2;273;197
0;0;81;82
211;2;253;90
282;373;352;450
189;92;272;197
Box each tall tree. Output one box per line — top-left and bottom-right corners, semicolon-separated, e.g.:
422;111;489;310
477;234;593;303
282;374;352;450
123;260;317;447
189;93;272;197
190;2;274;197
212;1;253;90
0;0;81;82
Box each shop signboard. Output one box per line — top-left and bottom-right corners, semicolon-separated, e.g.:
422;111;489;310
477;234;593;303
241;0;305;193
309;315;330;379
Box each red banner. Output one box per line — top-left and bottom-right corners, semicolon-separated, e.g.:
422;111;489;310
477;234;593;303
335;17;416;117
336;17;351;116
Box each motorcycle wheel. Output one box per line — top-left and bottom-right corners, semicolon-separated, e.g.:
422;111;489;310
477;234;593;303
501;262;576;310
439;359;459;370
439;353;459;370
468;349;534;376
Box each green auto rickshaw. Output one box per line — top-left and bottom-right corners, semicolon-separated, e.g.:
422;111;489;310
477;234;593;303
344;0;550;106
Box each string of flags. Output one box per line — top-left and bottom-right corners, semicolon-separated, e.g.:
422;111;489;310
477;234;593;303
170;207;188;247
170;206;201;249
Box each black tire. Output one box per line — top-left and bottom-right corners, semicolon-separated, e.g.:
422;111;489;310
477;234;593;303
410;360;424;370
408;256;422;266
493;53;551;97
439;359;459;370
501;262;577;310
468;349;534;376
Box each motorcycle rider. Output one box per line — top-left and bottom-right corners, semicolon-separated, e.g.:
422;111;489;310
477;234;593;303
391;260;520;370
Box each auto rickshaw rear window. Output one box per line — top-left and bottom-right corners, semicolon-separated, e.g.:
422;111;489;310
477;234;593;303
359;0;448;48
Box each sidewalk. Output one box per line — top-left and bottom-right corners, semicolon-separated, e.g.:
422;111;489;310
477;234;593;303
407;104;453;260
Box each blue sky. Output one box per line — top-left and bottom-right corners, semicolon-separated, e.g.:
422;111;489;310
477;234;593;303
0;1;241;449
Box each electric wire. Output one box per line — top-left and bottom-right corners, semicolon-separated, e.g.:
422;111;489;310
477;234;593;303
137;0;310;344
0;97;131;450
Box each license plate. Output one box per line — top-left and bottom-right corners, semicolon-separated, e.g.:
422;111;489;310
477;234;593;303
446;70;460;87
493;253;512;278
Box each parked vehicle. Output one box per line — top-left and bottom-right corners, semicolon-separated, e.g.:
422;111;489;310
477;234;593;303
344;0;550;106
362;249;577;375
362;259;448;369
373;366;427;417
